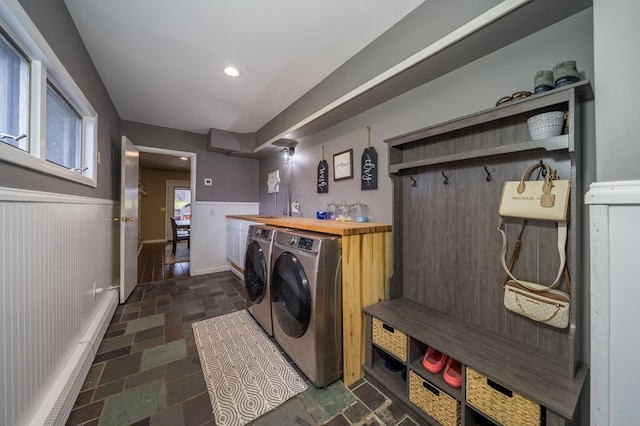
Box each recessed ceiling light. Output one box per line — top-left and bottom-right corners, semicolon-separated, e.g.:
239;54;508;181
179;156;188;161
223;66;242;78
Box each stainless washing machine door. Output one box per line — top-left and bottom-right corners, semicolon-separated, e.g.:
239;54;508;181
244;240;267;304
271;252;311;338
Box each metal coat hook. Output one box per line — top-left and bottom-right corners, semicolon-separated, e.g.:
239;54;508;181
484;166;492;182
410;176;417;187
442;171;449;185
538;159;547;178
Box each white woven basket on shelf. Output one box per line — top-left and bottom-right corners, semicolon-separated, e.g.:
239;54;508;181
527;111;565;140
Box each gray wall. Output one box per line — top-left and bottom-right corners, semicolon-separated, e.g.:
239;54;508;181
0;0;121;200
121;121;260;202
259;10;596;226
593;0;640;182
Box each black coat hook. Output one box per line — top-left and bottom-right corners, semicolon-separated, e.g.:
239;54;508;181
538;159;547;178
442;171;449;185
484;166;492;182
410;176;417;187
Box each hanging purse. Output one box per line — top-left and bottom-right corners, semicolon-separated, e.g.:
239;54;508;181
497;161;571;329
498;161;570;222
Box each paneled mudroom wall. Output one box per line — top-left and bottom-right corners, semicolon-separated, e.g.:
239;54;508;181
0;187;119;426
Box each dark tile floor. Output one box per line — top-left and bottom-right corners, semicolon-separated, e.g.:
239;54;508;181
67;270;419;426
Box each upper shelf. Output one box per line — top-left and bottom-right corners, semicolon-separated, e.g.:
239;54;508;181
389;135;569;174
386;80;593;174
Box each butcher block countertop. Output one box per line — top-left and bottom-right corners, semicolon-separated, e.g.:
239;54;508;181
226;215;391;236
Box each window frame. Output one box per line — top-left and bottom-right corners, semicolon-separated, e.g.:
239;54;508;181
0;0;98;187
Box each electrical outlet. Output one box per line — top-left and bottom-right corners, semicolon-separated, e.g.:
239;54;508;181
204;178;213;186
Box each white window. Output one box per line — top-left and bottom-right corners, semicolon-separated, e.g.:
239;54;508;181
0;1;98;187
0;30;29;152
46;83;82;170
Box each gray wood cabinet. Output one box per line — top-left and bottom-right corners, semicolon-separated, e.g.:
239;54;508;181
364;81;593;425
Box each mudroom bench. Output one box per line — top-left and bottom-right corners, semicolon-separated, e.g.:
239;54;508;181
368;81;594;425
364;299;586;425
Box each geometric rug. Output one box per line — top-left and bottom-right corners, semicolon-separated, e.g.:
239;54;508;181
192;310;308;426
164;243;189;264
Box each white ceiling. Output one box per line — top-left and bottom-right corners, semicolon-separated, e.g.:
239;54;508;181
64;0;425;137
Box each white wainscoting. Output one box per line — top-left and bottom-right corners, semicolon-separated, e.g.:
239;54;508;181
191;202;258;276
0;187;118;426
586;180;640;426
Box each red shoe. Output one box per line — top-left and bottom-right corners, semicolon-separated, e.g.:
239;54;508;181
422;347;447;374
443;357;462;388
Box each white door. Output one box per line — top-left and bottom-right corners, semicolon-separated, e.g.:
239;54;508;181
119;136;139;303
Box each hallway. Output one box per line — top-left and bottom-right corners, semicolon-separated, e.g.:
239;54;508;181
138;242;190;284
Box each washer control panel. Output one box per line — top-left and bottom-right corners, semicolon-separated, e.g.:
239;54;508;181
296;237;315;251
276;231;322;254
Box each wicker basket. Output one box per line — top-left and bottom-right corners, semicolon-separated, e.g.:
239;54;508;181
372;317;407;361
466;368;541;426
409;371;460;426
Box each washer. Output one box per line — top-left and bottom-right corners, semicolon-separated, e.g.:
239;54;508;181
244;224;278;335
270;228;342;388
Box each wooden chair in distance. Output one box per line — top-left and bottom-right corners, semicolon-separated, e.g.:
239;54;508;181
170;217;190;255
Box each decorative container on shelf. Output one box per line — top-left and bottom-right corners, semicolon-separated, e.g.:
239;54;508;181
466;368;541;426
372;318;407;361
527;111;565;140
409;371;460;426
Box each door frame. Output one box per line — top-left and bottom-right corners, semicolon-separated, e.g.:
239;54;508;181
137;146;197;273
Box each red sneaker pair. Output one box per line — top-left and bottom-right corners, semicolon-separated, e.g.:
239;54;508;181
422;347;462;388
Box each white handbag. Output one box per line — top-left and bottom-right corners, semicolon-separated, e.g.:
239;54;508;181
498;161;570;222
498;161;571;329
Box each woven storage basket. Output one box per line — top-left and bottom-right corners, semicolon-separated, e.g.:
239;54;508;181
409;371;460;426
372;317;407;361
466;368;540;426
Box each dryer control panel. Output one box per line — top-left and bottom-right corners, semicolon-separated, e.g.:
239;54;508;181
297;237;315;251
275;231;324;254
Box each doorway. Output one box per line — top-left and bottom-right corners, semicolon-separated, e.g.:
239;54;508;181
166;180;191;241
136;146;197;283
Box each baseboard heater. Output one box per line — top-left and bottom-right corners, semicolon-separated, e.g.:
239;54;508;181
29;290;119;426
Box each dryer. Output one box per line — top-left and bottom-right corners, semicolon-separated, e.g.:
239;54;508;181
270;228;342;388
244;224;278;335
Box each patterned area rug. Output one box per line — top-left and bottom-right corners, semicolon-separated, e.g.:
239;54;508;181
192;310;308;426
164;244;189;264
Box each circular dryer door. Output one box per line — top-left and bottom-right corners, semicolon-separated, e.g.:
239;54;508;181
244;240;267;304
271;252;311;338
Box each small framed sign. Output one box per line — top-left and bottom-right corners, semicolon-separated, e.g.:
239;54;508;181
333;149;353;181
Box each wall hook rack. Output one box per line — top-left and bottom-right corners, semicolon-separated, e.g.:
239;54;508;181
442;171;449;185
484;166;492;182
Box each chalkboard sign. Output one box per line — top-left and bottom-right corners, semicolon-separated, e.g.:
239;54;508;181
361;147;377;190
317;159;329;193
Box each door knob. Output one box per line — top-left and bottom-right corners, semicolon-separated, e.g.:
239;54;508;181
114;217;135;222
